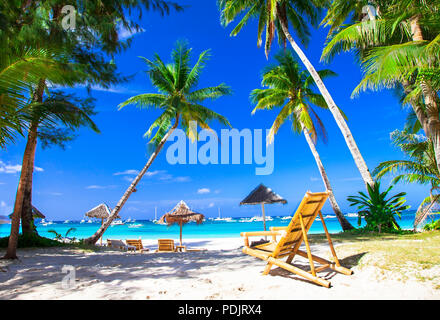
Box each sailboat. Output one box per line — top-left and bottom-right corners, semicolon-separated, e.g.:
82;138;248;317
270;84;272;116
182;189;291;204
152;207;158;223
213;207;233;222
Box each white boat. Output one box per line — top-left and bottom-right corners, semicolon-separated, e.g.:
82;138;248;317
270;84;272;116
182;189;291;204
86;219;93;224
80;219;85;224
63;220;70;224
111;220;125;226
345;213;358;218
213;207;234;222
128;223;142;228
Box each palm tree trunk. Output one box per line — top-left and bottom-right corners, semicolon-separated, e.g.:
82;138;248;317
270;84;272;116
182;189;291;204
276;8;374;188
3;123;39;259
303;129;354;231
20;122;38;235
84;115;180;245
408;15;440;175
20;79;45;235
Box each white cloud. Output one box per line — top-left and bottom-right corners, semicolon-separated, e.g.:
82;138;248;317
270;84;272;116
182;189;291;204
85;185;116;190
146;170;164;177
0;161;43;174
197;188;211;194
340;177;363;182
310;177;320;182
0;201;12;216
114;169;140;176
118;25;145;40
208;202;215;208
174;176;190;182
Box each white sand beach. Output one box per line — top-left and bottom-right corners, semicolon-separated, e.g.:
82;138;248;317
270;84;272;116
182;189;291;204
1;237;439;300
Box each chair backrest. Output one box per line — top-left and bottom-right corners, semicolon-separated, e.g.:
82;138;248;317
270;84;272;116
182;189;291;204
126;239;143;250
108;239;126;248
157;239;175;251
271;191;329;258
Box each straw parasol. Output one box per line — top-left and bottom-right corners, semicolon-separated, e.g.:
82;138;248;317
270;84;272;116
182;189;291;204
159;200;204;246
0;215;9;225
85;203;120;245
8;206;46;220
240;183;287;234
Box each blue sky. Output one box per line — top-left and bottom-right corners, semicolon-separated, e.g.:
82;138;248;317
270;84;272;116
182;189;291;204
0;1;430;221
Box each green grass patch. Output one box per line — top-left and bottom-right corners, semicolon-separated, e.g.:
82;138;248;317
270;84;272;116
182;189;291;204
0;233;67;248
318;230;440;287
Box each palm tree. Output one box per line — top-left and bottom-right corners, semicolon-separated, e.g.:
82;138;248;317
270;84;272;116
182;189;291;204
250;51;354;230
321;0;440;175
4;90;99;259
219;0;374;187
84;41;232;244
374;129;440;226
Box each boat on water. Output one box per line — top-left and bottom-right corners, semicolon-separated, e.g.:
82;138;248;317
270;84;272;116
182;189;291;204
128;223;142;228
345;213;358;218
111;220;125;226
86;219;93;224
80;219;85;224
63;220;70;224
40;219;54;226
213;207;234;222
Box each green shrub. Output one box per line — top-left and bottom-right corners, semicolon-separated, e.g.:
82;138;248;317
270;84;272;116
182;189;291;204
347;182;410;233
423;220;440;231
0;233;67;248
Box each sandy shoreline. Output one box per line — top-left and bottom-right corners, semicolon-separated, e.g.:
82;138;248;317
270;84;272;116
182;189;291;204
0;237;439;300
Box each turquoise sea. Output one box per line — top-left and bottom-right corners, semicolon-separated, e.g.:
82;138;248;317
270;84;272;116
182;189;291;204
0;212;417;241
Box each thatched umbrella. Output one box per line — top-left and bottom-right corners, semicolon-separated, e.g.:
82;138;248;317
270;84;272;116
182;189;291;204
0;216;9;225
8;206;46;220
85;203;120;245
159;200;204;246
240;183;287;234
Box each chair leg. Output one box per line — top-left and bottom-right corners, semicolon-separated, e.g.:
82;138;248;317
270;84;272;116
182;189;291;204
268;257;331;288
262;262;273;275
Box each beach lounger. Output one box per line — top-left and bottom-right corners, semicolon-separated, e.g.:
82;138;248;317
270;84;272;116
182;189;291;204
156;239;176;252
107;239;136;252
241;191;353;288
126;239;150;253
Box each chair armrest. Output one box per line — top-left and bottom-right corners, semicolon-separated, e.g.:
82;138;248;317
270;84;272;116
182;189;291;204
270;226;288;231
240;231;282;237
241;231;283;247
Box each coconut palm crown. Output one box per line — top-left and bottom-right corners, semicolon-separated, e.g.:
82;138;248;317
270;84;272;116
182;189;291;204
118;41;232;145
84;41;232;244
250;50;338;143
250;50;354;230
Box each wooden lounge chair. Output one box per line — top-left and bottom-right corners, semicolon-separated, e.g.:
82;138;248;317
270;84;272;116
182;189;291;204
126;239;150;253
241;191;353;288
107;239;136;252
155;239;176;252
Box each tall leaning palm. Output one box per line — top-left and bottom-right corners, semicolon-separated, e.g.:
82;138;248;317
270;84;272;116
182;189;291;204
219;0;374;187
84;42;232;244
251;51;354;230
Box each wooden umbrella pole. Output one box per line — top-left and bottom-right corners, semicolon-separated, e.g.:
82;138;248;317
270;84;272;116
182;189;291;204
100;218;104;246
261;203;267;240
180;222;183;246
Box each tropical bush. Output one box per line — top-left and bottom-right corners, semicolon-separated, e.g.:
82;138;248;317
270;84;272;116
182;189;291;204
347;182;410;233
48;228;77;243
0;233;66;248
423;220;440;231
